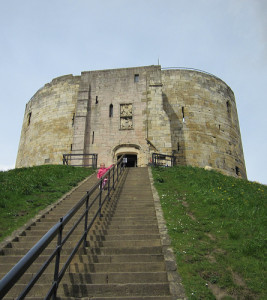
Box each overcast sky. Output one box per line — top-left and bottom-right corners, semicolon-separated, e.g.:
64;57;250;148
0;0;266;184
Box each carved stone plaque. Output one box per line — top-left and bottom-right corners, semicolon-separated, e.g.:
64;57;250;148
120;104;133;129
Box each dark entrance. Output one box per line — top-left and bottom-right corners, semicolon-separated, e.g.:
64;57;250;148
118;154;137;167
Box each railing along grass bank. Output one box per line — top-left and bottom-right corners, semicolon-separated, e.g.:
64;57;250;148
0;165;95;242
152;165;266;300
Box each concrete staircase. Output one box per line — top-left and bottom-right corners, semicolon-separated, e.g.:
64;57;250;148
0;168;183;299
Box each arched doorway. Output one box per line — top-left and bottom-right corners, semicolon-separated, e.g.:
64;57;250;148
113;144;141;167
117;154;137;167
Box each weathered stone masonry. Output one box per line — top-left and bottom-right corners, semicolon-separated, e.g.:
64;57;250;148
16;65;247;179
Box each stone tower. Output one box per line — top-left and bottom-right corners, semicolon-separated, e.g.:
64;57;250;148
16;65;247;179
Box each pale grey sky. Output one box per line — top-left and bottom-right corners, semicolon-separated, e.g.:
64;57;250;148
0;0;266;184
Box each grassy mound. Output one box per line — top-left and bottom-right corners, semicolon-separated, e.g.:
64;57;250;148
152;165;266;300
0;165;95;242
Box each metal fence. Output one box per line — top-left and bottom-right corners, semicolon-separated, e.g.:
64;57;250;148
62;153;98;168
0;156;125;299
152;152;176;167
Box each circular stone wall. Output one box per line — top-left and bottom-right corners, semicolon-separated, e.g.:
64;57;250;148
16;75;80;168
162;69;246;178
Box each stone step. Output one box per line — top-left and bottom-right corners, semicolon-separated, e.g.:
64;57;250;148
91;234;160;241
86;239;161;248
4;283;171;298
59;297;172;300
0;261;59;274
20;219;104;229
1;244;163;257
101;225;159;231
4;234;162;250
112;211;156;216
61;283;170;298
80;246;163;256
6;297;172;300
68;262;166;273
21;228;160;237
0;271;168;285
2;261;165;275
0;254;164;265
108;216;157;221
74;254;165;264
65;271;169;284
10;233;160;244
106;220;158;226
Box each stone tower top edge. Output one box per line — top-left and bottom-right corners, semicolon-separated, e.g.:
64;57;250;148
162;67;235;97
28;74;81;102
80;65;161;75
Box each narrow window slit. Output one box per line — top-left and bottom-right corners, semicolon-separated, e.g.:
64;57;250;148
96;96;98;104
92;131;94;144
28;112;32;126
109;104;113;117
182;107;185;123
72;113;75;126
226;101;231;113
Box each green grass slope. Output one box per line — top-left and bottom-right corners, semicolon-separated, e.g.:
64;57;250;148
1;165;266;299
152;165;266;300
0;165;95;242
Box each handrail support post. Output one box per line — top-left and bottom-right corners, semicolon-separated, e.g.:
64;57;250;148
52;217;63;300
83;192;90;248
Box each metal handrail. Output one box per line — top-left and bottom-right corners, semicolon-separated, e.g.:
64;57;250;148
0;156;125;299
62;153;98;168
152;152;176;167
161;67;233;90
161;66;222;80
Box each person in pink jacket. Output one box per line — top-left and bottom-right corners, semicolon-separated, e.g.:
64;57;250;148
97;163;113;188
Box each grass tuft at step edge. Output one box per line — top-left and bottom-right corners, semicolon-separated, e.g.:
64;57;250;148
152;165;267;300
0;165;95;242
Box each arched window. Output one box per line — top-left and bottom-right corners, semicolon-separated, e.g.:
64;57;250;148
109;104;113;117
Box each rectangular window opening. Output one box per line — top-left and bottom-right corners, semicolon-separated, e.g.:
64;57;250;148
134;74;139;83
92;131;94;144
182;107;185;123
235;166;240;176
